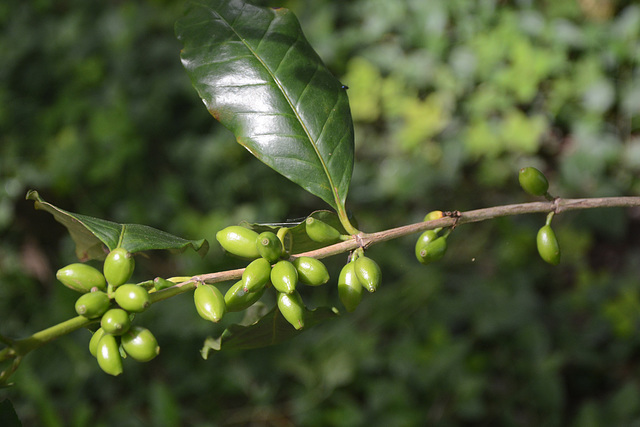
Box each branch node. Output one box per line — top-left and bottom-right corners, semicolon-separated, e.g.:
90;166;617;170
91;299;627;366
355;233;372;251
444;210;462;230
183;277;200;287
553;198;562;214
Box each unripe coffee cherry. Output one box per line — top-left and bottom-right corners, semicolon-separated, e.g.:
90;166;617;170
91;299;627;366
216;226;260;259
89;328;107;357
292;257;329;286
255;231;283;263
424;210;444;221
415;235;447;265
270;260;298;294
519;167;549;196
194;284;226;322
354;256;381;293
121;326;160;362
277;291;305;330
242;258;271;293
416;230;438;248
224;280;266;312
100;308;131;335
537;225;560;265
305;217;342;243
338;262;363;312
75;291;111;318
103;248;135;288
96;334;123;376
114;284;150;313
56;263;107;293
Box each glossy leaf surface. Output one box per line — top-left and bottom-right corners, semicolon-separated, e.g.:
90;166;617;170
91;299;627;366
27;190;208;260
176;0;354;210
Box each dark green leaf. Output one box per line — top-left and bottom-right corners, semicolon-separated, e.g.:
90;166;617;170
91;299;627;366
200;303;339;358
176;0;354;211
0;399;21;427
26;190;208;261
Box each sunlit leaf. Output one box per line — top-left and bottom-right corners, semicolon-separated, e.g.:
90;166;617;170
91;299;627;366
176;0;354;211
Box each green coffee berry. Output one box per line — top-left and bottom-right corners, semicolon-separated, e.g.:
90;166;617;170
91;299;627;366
224;280;266;312
338;262;363;313
519;167;549;197
216;226;261;259
277;291;305;330
96;334;123;376
56;263;107;293
89;328;107;358
537;224;560;265
121;326;160;362
415;235;448;265
103;248;135;288
242;258;271;293
75;291;111;319
100;308;131;335
114;284;150;313
305;217;342;243
292;256;330;286
255;231;283;263
270;260;298;294
194;284;226;322
354;256;381;293
424;210;444;221
416;230;438;247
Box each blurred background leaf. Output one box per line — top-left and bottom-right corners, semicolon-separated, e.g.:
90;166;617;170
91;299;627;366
1;0;640;425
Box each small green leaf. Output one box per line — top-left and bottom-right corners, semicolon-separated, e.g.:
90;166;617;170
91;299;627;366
200;304;339;358
242;210;352;254
26;190;208;261
176;0;354;212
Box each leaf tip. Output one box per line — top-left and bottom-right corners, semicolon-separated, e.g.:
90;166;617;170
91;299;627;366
25;189;41;202
193;239;210;258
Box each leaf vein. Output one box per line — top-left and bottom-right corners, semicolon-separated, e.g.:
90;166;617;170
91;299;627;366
314;93;340;148
255;13;277;52
295;63;321;110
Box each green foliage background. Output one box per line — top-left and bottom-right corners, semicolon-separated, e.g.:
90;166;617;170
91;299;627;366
1;0;640;425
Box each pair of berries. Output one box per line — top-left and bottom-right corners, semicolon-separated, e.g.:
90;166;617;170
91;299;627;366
519;167;560;265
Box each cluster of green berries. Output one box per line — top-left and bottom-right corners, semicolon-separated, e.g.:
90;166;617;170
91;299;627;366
212;217;383;324
415;210;449;265
48;165;566;378
210;226;330;329
56;248;159;376
519;167;561;265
